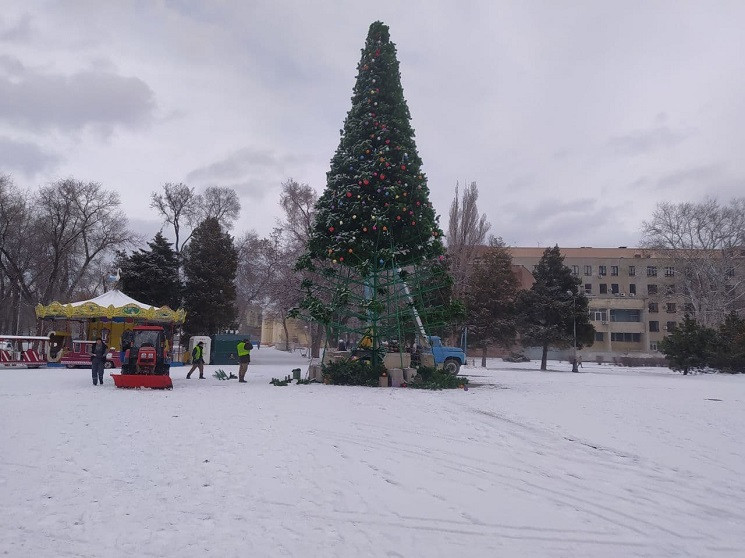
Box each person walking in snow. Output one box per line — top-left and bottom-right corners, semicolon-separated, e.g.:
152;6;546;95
187;341;205;379
90;337;108;386
236;338;253;383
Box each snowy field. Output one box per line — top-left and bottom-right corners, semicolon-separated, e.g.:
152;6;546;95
1;348;744;557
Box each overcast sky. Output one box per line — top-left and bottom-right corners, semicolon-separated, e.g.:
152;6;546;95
2;1;745;249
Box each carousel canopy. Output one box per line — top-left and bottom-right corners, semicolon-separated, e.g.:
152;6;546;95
35;290;186;324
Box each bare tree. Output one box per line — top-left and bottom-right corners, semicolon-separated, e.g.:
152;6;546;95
1;176;134;332
641;198;745;326
447;181;491;298
203;186;241;228
150;182;201;255
234;229;283;326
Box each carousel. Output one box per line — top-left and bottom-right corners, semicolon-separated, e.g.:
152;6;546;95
35;290;186;365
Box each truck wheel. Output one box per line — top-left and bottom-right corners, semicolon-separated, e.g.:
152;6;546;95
443;358;461;375
104;360;114;369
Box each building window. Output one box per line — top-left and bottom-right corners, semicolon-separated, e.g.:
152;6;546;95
629;284;636;295
595;332;604;342
610;309;641;322
572;265;579;276
628;266;636;276
726;267;735;277
584;265;592;276
611;332;642;342
648;284;658;295
665;284;676;295
684;303;695;313
664;266;675;277
649;302;659;313
666;303;677;313
611;266;619;276
599;284;608;294
666;321;677;332
611;283;619;294
598;265;607;276
650;342;658;351
593;310;607;322
647;266;657;277
649;321;659;332
584;283;592;294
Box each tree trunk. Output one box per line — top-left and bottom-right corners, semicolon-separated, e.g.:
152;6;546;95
481;346;487;367
281;316;290;351
310;322;324;358
541;343;549;370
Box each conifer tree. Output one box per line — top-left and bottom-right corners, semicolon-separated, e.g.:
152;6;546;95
464;240;519;366
182;218;237;336
517;246;594;370
658;314;715;375
305;21;444;272
296;21;450;361
118;232;181;308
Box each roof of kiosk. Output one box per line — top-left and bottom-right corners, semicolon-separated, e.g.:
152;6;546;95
35;290;186;324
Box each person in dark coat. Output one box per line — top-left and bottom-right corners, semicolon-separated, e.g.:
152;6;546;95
90;338;108;386
187;341;206;379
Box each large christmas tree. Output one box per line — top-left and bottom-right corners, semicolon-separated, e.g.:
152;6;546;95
297;22;452;364
306;21;444;271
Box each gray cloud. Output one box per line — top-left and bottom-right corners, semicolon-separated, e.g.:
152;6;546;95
0;61;155;133
608;125;691;156
0;136;60;175
186;148;300;200
657;164;722;190
0;14;32;42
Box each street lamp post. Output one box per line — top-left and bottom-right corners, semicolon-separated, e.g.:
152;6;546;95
567;290;578;372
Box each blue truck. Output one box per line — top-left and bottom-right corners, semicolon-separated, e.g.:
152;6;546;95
425;335;466;375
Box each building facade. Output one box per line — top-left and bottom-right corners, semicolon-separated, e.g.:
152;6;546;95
509;247;689;360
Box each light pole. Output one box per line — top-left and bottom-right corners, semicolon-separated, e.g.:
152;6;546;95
567;290;578;372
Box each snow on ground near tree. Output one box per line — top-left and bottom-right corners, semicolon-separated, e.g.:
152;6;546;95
1;349;744;557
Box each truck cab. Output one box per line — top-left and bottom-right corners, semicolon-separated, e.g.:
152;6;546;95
426;336;466;375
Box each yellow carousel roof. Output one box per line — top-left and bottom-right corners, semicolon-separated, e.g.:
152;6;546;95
35;290;186;324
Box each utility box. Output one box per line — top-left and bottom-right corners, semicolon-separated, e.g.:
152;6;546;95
211;334;249;365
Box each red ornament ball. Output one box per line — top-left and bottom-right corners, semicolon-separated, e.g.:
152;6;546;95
329;226;334;232
346;192;352;197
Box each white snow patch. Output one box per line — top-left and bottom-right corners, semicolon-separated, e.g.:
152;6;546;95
1;349;744;557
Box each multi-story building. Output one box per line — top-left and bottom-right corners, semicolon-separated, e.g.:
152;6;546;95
509;247;690;360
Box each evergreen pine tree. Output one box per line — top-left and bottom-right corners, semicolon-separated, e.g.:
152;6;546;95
710;312;745;373
517;246;594;370
659;314;715;374
305;21;444;272
118;232;182;308
182;218;237;336
464;241;519;366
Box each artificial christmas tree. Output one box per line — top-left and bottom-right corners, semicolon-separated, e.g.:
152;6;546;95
296;22;454;369
306;20;444;271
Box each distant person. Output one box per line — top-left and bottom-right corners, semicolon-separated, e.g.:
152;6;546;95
577;355;583;368
90;337;108;386
187;341;205;379
236;338;253;383
337;338;346;351
256;339;260;349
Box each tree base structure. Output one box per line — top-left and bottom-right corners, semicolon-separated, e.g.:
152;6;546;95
111;373;173;389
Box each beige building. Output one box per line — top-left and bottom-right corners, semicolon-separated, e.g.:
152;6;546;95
509;247;689;360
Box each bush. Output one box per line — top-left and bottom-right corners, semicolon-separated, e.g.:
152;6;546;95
322;358;385;386
409;365;469;390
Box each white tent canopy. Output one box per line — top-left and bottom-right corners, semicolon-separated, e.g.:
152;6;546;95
68;290;156;309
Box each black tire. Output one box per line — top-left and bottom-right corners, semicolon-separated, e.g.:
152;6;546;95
443;358;461;375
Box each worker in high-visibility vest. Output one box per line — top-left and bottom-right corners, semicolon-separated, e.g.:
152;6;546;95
236;338;253;383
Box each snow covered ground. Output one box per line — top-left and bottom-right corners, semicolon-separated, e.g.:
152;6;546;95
1;348;744;557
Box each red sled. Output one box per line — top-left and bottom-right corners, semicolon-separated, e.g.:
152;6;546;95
111;373;173;390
